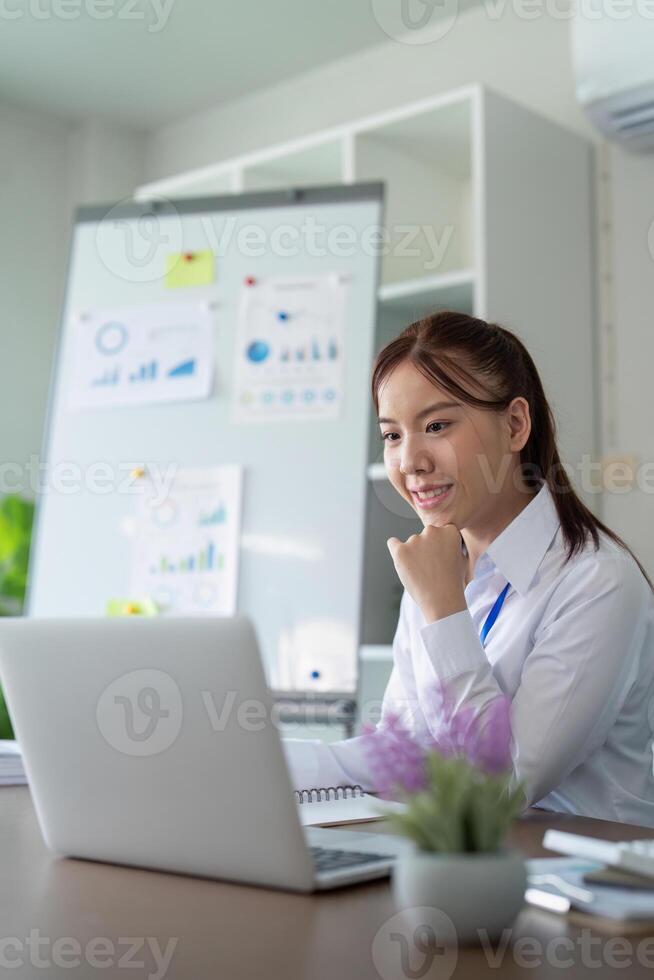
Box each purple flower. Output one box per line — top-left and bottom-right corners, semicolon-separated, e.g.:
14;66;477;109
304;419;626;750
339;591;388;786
425;679;514;775
362;681;514;796
361;714;428;797
468;694;513;775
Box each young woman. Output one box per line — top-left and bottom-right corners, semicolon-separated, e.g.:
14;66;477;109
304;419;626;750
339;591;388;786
284;311;654;827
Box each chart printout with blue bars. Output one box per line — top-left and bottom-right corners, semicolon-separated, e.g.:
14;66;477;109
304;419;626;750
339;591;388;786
68;303;214;410
130;466;242;617
233;273;347;423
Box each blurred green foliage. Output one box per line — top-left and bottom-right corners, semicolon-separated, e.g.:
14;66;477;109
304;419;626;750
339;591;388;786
0;495;35;738
386;753;525;854
0;495;34;615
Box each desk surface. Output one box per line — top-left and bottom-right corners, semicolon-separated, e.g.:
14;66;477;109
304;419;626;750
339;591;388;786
1;787;653;979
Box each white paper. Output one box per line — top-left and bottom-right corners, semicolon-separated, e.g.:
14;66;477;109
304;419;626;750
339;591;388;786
276;616;357;692
130;465;242;616
298;795;406;827
232;274;348;422
68;302;215;410
0;740;26;786
527;858;654;920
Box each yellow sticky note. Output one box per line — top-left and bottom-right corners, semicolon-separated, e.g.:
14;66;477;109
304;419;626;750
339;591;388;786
106;598;159;618
165;250;214;288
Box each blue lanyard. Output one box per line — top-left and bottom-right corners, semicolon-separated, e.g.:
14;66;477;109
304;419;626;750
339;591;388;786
480;582;511;646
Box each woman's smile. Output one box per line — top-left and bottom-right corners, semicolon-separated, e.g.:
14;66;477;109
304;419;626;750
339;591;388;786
409;484;455;510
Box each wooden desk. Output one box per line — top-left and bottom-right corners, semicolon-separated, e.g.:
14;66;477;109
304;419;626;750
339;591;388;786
1;787;653;979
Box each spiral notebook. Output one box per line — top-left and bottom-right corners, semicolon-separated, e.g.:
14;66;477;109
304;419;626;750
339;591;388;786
294;785;406;827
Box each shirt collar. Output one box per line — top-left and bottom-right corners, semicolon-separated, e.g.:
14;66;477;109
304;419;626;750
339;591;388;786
480;483;561;597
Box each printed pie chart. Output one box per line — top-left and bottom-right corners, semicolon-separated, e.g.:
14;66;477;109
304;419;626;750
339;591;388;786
151;501;177;528
95;321;129;355
194;582;218;607
246;340;270;363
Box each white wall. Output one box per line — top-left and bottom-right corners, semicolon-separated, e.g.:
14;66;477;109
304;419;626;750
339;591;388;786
0;112;147;492
603;146;654;573
145;7;654;576
0;103;70;480
67;120;147;208
146;8;594;178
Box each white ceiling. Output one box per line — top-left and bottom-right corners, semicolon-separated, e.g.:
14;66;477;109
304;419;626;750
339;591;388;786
0;0;430;129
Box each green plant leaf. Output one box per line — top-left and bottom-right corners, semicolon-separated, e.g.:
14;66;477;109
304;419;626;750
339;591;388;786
385;747;526;855
0;495;34;730
0;686;13;739
0;495;34;612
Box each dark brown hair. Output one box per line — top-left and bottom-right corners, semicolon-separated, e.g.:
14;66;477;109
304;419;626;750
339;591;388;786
371;310;653;592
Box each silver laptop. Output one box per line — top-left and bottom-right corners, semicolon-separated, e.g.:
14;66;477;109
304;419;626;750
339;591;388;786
0;616;402;891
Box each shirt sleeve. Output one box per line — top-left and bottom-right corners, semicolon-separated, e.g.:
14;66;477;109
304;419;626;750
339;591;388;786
282;593;414;793
417;552;650;806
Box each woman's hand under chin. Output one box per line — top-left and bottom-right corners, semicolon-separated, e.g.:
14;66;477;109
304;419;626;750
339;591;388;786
387;523;468;625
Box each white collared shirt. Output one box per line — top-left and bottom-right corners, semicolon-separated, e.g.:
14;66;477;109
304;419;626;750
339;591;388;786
284;484;654;827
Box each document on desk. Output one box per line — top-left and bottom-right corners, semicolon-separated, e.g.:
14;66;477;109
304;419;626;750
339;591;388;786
0;740;26;786
297;794;406;827
527;857;654;924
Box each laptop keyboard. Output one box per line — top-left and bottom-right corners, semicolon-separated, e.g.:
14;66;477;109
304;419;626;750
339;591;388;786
309;845;393;873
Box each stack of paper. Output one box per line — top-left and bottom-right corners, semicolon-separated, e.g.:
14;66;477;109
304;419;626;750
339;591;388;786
0;740;26;786
527;857;654;926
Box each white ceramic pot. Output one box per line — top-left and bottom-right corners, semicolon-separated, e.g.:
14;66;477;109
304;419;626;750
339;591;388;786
392;848;527;946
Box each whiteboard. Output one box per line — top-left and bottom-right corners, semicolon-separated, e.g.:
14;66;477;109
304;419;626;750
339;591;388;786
28;184;383;697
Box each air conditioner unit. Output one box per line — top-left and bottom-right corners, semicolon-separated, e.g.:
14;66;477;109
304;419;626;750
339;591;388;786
572;10;654;151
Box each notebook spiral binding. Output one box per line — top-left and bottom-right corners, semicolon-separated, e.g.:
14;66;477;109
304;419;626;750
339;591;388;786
294;785;364;804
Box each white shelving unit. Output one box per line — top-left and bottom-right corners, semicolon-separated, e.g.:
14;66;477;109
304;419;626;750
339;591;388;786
137;84;595;650
378;269;475;312
360;645;393;663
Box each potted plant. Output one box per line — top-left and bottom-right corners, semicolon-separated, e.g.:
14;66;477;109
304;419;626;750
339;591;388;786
363;683;527;945
0;494;35;738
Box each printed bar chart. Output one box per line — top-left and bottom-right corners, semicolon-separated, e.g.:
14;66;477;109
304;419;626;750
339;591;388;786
131;465;242;617
199;505;226;526
168;358;197;378
233;274;347;421
152;540;222;575
92;368;120;387
130;361;158;383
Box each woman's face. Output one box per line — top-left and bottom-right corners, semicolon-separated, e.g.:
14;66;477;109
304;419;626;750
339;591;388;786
377;359;529;531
